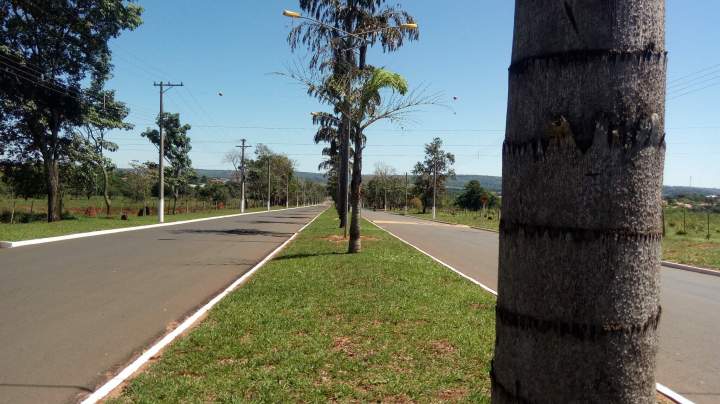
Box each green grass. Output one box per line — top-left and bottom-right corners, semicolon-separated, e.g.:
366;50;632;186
111;210;496;403
0;206;287;242
662;207;720;269
397;207;720;271
399;208;501;232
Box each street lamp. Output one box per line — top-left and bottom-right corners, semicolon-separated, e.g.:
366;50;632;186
282;9;418;42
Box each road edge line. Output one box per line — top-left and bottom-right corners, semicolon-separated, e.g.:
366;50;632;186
366;217;498;297
661;260;719;277
79;206;327;404
366;216;692;404
376;212;719;279
0;205;320;249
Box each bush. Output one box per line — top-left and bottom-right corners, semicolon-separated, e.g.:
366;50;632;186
0;210;12;223
676;230;687;236
18;212;47;223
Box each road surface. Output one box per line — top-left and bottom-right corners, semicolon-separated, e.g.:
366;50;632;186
0;206;324;404
365;210;720;404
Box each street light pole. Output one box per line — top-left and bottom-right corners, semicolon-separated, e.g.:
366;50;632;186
432;160;437;220
286;174;290;209
153;81;183;223
236;139;252;213
405;172;408;215
267;157;271;211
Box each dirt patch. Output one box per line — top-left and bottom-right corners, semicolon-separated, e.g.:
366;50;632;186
382;394;414;403
438;388;468;401
332;336;356;357
470;303;493;311
321;235;379;244
429;340;456;355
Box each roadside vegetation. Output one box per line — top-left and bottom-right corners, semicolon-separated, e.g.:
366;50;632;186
110;210;495;403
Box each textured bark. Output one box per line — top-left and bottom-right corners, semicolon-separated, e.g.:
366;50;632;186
101;165;112;217
44;158;60;222
492;1;666;403
348;128;363;253
338;115;350;229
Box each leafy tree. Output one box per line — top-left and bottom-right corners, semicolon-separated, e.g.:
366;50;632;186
73;82;132;216
0;0;142;221
123;161;155;212
245;145;295;208
0;160;45;200
491;2;666;403
199;184;229;205
455;180;496;211
141;113;194;215
412;138;455;214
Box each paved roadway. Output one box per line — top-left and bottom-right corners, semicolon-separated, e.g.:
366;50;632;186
0;206;324;404
364;210;720;404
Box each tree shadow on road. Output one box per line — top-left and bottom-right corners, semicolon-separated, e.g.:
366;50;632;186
249;220;303;225
171;228;293;237
0;383;93;392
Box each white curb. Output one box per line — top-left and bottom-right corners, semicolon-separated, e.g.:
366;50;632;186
0;205;320;249
367;216;693;404
79;206;327;404
662;260;719;278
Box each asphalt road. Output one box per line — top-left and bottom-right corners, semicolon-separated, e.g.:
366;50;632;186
365;210;720;404
0;206;324;404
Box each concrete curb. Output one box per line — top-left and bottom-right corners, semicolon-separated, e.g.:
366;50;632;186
367;215;691;404
661;260;720;277
80;206;328;404
0;205;321;249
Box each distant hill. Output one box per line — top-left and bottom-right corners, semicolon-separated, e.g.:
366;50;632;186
194;169;327;183
194;169;720;198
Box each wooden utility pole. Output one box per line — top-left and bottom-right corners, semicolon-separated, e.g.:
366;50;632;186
267;157;271;211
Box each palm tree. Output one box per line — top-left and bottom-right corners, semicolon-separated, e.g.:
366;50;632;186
347;68;409;252
288;0;418;229
492;2;666;403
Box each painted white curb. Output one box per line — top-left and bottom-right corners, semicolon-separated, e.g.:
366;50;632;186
367;217;693;404
662;260;719;278
79;206;327;404
656;383;695;404
0;205;321;249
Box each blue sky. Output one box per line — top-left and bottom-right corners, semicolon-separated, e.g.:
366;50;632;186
105;1;720;188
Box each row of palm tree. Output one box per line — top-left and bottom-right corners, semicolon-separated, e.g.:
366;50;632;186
284;0;436;253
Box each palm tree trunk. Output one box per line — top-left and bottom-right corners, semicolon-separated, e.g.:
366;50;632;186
492;2;666;403
338;115;349;228
348;129;363;253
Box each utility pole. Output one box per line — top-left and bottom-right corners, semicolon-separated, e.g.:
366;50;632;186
286;174;290;209
153;81;183;223
267;157;271;211
405;172;408;215
432;159;438;220
236;139;252;213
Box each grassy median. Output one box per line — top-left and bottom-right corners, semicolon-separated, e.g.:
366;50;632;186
110;209;496;403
